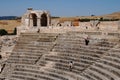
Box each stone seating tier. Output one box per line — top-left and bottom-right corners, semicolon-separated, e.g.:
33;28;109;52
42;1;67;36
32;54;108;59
5;64;70;80
80;49;120;80
0;32;120;80
14;46;52;51
53;45;107;55
68;31;102;35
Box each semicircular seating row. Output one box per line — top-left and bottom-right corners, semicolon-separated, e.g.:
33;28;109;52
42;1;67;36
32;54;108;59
0;32;120;80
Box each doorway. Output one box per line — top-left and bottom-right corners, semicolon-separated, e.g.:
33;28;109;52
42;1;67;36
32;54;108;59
41;13;47;26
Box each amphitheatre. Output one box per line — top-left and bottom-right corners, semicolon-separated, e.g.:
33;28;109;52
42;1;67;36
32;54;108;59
0;8;120;80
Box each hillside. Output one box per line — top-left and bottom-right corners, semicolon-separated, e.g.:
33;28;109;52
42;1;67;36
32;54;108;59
101;12;120;19
52;11;120;21
0;20;21;33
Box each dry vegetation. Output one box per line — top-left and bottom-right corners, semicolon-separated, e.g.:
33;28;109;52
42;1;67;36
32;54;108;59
0;19;21;33
0;11;119;34
52;11;120;21
101;12;120;19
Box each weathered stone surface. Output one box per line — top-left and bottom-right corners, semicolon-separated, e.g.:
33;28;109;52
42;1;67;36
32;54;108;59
17;8;51;35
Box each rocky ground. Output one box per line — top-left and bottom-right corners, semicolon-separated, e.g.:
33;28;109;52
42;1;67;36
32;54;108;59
0;35;18;66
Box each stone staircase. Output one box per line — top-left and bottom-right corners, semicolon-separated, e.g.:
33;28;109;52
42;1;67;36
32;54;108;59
0;32;120;80
0;32;59;79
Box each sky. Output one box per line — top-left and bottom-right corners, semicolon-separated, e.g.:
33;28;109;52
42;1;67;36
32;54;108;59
0;0;120;17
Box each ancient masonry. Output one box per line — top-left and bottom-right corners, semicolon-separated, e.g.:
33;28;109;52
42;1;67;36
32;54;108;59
17;8;51;35
0;8;120;80
17;8;120;35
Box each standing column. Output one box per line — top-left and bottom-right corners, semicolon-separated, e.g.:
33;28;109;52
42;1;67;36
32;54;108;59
118;21;120;31
47;15;50;26
37;17;41;27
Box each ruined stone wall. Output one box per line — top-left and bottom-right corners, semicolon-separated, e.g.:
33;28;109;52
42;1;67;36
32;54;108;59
17;9;51;35
118;21;120;30
50;20;120;32
98;21;119;31
0;35;18;61
17;9;120;35
78;21;119;31
51;20;72;27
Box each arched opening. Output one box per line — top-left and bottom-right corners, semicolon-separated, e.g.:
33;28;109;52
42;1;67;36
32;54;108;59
30;13;37;26
41;13;47;26
57;23;62;26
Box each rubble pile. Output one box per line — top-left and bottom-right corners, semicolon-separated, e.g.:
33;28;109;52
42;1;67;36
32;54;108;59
0;35;18;62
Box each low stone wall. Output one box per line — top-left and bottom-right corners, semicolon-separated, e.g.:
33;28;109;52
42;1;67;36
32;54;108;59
98;21;119;31
17;21;120;35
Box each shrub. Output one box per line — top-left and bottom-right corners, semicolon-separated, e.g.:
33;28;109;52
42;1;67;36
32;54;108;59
80;18;91;22
0;29;8;36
